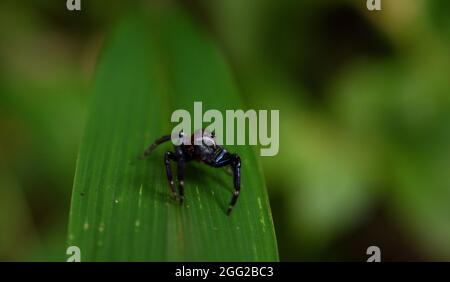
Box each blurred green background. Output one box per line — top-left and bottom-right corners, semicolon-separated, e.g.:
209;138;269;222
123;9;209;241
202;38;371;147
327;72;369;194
0;0;449;261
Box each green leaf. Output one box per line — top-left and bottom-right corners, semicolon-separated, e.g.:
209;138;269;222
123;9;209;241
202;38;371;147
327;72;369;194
67;10;278;261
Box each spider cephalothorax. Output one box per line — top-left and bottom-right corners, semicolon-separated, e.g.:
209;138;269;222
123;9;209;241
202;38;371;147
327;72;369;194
140;129;241;215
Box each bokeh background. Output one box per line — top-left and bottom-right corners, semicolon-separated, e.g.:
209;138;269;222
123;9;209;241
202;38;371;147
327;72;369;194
0;0;449;261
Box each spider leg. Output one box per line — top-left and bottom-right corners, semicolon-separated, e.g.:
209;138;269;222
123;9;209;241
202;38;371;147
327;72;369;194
227;154;241;215
164;151;178;200
177;157;185;205
139;135;171;160
212;152;242;215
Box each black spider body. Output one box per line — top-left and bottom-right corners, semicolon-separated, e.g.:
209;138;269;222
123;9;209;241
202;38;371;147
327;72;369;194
140;130;241;215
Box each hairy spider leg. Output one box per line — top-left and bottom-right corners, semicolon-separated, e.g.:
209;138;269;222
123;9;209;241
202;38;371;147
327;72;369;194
212;151;241;215
228;155;241;215
176;147;186;205
139;135;171;160
164;151;178;200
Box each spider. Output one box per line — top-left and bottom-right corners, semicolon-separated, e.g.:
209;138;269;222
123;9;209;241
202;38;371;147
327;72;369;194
139;129;241;215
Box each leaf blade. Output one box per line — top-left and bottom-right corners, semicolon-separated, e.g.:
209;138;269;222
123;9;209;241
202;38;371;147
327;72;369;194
68;10;278;262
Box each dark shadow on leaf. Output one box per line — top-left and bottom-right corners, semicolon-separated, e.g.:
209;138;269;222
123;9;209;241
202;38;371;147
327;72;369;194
134;151;235;214
185;163;234;213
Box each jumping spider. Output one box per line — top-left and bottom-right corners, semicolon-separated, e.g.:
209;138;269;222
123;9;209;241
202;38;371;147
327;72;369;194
139;129;241;215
